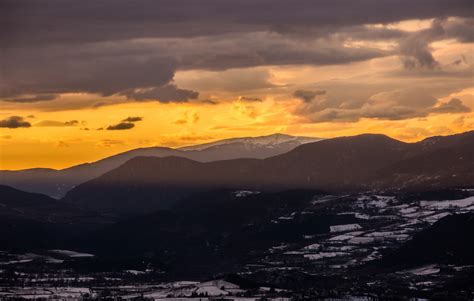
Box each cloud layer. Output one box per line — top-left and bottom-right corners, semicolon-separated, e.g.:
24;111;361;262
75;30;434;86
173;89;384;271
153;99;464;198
0;0;472;132
1;0;472;108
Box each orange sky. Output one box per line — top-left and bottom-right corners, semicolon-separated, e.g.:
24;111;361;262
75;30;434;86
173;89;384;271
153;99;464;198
1;18;473;170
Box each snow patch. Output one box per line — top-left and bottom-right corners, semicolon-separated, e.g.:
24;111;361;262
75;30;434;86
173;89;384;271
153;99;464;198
407;264;440;276
304;252;347;261
420;196;474;210
234;190;261;197
303;243;320;251
330;224;362;233
49;250;94;258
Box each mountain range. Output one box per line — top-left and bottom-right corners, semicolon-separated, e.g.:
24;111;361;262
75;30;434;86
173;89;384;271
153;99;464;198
1;131;473;295
63;131;474;215
0;133;321;198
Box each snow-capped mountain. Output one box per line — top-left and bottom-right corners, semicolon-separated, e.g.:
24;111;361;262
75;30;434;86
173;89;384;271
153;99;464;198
179;133;321;151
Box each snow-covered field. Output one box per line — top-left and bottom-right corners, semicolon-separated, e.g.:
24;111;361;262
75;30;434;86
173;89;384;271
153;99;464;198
261;193;474;273
0;280;288;300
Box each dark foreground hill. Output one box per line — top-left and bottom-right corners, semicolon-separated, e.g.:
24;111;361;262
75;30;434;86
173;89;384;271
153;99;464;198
69;190;344;277
63;131;474;215
379;213;474;267
0;185;111;250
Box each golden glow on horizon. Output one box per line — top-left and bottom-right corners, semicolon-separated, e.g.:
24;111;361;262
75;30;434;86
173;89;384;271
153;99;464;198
1;90;473;170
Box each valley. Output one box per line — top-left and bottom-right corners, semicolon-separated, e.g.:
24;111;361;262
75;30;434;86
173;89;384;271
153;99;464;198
1;189;473;300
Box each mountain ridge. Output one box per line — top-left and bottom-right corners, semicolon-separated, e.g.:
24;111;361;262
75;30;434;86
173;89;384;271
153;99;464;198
0;133;320;198
63;131;474;215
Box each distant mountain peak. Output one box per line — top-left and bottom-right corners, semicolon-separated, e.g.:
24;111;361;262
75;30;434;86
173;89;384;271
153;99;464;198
179;133;322;151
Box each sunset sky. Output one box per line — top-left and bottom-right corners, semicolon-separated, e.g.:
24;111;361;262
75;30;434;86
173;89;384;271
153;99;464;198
1;0;473;170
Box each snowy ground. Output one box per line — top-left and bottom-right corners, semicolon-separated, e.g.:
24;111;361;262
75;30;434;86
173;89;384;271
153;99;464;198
1;190;473;299
245;192;474;284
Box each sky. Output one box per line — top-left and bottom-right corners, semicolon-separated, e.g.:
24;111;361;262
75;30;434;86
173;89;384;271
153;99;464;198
0;0;473;170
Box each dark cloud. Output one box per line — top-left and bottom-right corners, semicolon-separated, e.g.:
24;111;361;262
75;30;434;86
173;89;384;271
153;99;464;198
1;94;58;103
398;20;444;70
64;120;79;126
0;53;176;98
0;116;31;128
444;17;474;43
0;31;383;105
183;68;276;92
398;18;474;70
122;85;198;102
106;116;142;130
1;0;471;47
270;23;408;41
431;98;471;114
0;0;472;107
122;117;143;122
293;90;327;102
172;34;387;70
340;26;408;41
106;122;135;130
